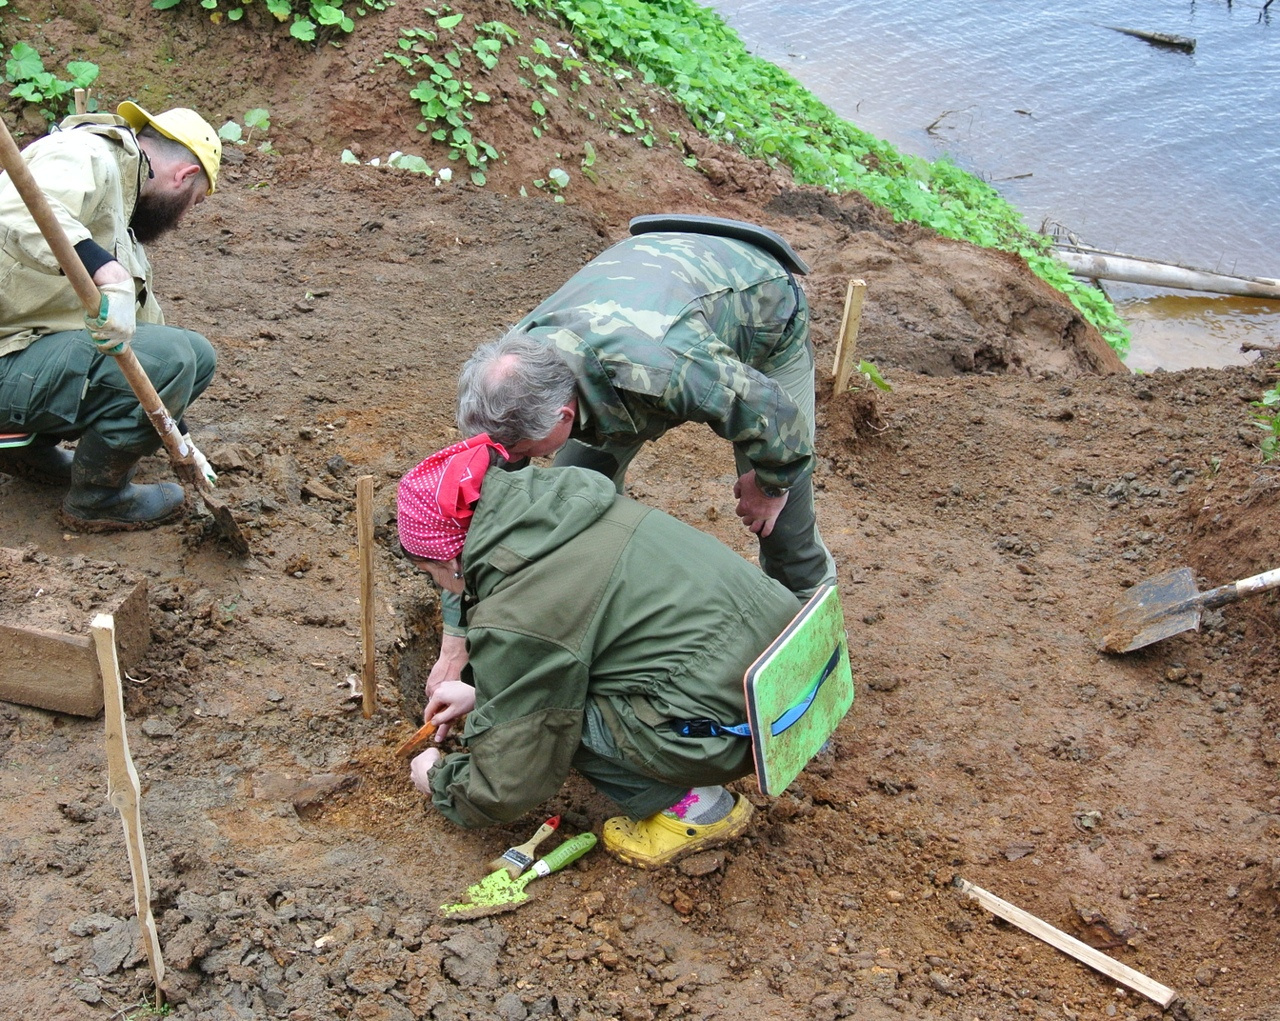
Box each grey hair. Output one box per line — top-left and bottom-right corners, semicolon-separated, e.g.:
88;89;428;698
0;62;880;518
457;331;577;446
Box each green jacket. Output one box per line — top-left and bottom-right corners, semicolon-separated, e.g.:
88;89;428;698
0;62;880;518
516;232;814;493
0;114;162;357
430;465;801;828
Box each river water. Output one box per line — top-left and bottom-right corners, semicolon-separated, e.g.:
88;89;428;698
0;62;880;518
705;0;1280;372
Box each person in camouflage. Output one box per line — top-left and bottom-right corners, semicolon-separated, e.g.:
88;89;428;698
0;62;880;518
460;227;836;584
424;226;836;697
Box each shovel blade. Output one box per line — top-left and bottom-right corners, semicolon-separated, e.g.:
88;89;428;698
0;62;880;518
1096;567;1202;653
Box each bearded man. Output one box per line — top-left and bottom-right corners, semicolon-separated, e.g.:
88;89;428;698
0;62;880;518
0;101;221;529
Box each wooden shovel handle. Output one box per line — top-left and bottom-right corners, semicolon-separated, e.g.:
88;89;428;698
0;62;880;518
0;116;196;481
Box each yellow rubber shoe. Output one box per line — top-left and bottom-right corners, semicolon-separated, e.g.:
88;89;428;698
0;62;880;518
602;794;754;868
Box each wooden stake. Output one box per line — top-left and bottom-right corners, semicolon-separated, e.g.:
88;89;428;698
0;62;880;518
357;475;376;718
954;877;1176;1008
831;278;867;397
74;88;89;115
91;613;166;1001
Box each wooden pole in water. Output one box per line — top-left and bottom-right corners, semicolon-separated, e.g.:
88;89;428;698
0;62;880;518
357;475;377;718
1055;249;1280;300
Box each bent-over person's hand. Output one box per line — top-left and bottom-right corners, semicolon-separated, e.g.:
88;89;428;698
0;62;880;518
733;469;789;538
424;678;476;741
409;747;442;794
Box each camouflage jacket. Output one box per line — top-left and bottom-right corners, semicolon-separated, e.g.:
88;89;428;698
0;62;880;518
515;232;814;492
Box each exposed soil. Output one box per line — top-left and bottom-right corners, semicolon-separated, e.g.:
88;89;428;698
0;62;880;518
2;3;1278;1020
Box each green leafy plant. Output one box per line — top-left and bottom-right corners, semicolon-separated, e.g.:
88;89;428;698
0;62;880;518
4;42;99;123
1251;380;1280;461
119;999;171;1021
150;0;392;43
218;107;272;149
380;13;499;183
854;359;892;392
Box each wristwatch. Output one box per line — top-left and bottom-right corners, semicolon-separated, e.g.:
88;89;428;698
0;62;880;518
759;481;787;499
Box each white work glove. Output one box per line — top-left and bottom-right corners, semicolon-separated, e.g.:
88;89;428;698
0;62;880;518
410;747;442;794
181;433;217;488
84;279;138;354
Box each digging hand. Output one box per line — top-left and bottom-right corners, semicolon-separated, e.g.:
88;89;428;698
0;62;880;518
182;433;218;488
424;678;475;741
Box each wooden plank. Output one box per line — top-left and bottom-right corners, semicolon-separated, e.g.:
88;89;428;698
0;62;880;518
831;279;867;397
0;624;101;716
954;877;1177;1007
0;552;149;721
357;475;376;718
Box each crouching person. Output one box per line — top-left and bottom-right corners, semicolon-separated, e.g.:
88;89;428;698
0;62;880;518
396;433;802;868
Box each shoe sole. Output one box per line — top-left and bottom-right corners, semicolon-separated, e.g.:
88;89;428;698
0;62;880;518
58;498;188;533
0;460;72;487
607;799;755;869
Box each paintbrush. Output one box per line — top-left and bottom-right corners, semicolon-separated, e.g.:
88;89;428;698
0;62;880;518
488;815;560;878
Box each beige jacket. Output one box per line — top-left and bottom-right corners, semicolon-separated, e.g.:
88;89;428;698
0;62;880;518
0;114;162;357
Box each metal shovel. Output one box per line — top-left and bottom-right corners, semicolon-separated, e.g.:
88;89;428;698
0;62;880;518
0;115;249;554
1096;565;1280;653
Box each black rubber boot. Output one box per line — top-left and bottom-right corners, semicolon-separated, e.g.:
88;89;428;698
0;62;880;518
60;431;186;531
0;434;74;486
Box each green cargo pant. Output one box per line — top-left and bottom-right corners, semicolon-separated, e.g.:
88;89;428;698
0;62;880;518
0;324;216;451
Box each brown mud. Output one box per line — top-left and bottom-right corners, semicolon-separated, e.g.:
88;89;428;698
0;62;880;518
1;2;1278;1019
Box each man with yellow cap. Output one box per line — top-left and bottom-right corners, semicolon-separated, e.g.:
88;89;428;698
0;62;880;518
0;100;222;529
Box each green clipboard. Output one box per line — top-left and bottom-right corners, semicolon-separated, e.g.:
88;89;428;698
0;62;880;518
743;585;854;795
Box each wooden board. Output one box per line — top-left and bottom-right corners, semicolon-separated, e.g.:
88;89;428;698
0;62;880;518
0;550;149;716
831;279;867;396
743;585;854;795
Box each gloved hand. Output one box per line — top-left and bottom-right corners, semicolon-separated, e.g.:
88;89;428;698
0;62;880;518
181;433;217;488
84;279;138;355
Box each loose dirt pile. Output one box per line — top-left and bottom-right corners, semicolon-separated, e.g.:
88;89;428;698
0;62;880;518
1;2;1278;1019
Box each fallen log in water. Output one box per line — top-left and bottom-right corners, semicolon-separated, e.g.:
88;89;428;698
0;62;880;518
1105;25;1196;52
1055;246;1280;299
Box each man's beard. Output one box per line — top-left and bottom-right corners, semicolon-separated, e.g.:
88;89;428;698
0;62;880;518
130;189;189;243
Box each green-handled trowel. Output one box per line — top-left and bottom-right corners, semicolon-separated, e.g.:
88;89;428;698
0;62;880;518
439;831;597;920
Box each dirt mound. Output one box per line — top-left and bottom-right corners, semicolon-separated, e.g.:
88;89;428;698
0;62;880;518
2;2;1278;1019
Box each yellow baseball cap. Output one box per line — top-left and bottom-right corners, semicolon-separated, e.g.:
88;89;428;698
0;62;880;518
117;101;221;195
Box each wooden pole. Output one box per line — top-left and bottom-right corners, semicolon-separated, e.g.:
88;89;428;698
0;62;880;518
91;613;166;1004
357;475;376;718
1055;248;1280;299
831;279;867;397
954;877;1176;1008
